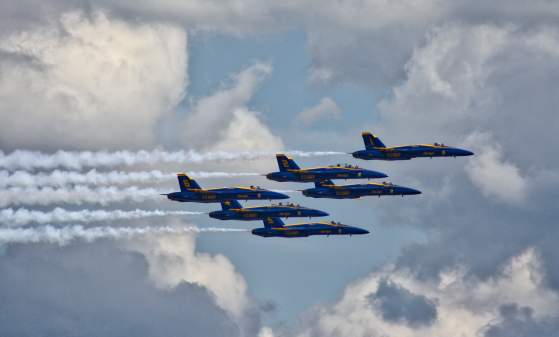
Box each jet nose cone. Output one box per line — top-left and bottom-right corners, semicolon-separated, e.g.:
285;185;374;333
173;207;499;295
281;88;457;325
352;227;369;235
273;192;290;199
266;173;279;181
398;187;421;195
455;148;474;156
409;188;422;195
316;210;329;217
375;172;389;179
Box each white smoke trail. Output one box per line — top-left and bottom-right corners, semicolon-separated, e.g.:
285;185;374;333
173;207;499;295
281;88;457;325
0;149;345;170
0;208;203;226
0;225;247;246
0;186;163;207
270;189;299;193
0;169;260;188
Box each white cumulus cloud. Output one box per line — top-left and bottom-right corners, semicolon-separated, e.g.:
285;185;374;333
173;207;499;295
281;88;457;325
294;249;559;337
0;10;187;150
181;62;283;153
464;132;527;204
127;233;253;324
296;97;342;125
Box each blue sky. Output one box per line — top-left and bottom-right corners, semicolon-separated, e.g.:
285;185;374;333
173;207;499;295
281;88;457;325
188;31;380;148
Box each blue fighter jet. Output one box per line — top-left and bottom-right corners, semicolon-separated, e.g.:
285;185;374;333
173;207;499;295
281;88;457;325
251;217;369;238
164;174;289;203
266;154;387;182
301;179;421;199
209;200;328;220
352;131;474;160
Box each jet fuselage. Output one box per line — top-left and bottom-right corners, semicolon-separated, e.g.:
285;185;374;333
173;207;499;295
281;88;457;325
352;144;474;161
209;204;328;220
167;187;289;203
302;182;421;199
252;222;369;238
266;166;387;182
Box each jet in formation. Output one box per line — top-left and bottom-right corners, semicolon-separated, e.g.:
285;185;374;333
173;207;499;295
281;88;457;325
164;174;289;203
209;199;328;220
251;217;369;238
266;154;387;182
301;179;421;199
352;131;474;160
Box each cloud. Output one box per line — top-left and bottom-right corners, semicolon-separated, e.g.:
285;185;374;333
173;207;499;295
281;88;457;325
210;108;283;152
0;10;187;150
350;22;559;289
464;132;527;204
295;249;559;337
180;63;283;153
482;303;559;337
287;10;559;337
295;97;341;125
0;239;244;337
127;233;261;335
2;2;559;336
368;278;437;327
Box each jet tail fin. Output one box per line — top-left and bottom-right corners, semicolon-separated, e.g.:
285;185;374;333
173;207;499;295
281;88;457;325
263;217;285;228
315;179;335;188
220;200;243;210
177;173;201;191
276;154;300;172
362;131;386;149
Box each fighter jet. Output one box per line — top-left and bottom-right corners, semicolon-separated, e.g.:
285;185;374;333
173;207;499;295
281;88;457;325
301;179;421;199
352;131;474;160
164;173;289;203
209;200;328;220
251;217;369;238
266;154;387;182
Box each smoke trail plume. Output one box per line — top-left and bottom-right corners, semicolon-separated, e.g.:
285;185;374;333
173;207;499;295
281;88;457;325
0;149;344;170
0;186;162;207
0;208;203;226
0;225;247;246
0;169;260;188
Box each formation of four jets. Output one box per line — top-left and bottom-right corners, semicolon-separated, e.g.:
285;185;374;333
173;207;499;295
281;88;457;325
164;132;473;238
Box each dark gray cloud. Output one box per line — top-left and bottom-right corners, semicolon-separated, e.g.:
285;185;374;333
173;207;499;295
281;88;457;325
368;278;437;327
482;303;559;337
0;240;242;337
